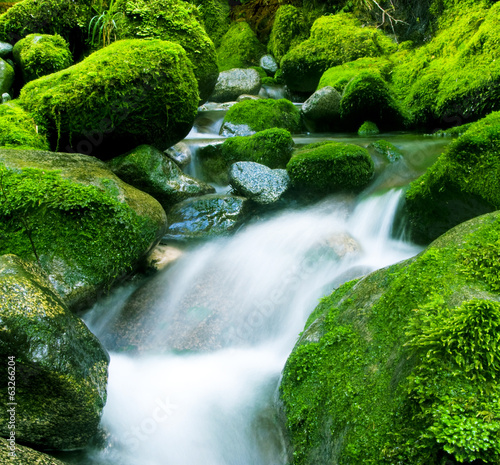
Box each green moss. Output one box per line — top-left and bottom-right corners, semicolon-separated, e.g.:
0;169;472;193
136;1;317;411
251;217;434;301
184;0;230;47
340;71;405;130
370;139;403;162
0;101;49;149
199;128;294;183
261;76;278;85
221;98;301;135
286;141;374;193
433;122;473;137
19;39;198;158
267;4;309;63
216;21;265;72
13;33;72;83
0;0;92;46
405;111;500;244
281;13;397;92
280;211;500;464
318;56;394;93
113;0;218;101
357;120;379;136
250;65;266;79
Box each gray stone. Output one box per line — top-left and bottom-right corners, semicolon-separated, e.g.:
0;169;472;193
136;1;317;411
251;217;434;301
165;194;250;241
301;86;341;131
165;142;192;168
210;68;261;103
229;161;290;204
236;94;262;102
259;54;278;75
1;92;11;103
0;42;13;59
0;254;109;450
0;58;14;95
219;121;255;137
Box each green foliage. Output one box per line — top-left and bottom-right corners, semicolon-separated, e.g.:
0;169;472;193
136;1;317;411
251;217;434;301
18;39;198;157
183;0;230;47
0;101;49;150
286;141;374;193
280;13;397;92
88;0;121;48
222;98;301;134
12;33;72;83
216;21;265;72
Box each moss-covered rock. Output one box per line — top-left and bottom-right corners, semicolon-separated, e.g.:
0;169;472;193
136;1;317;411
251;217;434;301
317;56;394;93
280;210;500;464
281;13;397;93
0;254;109;450
286;141;374;194
19;39;198;158
184;0;230;47
0;148;166;310
404;111;500;244
357;120;379;136
0;0;91;47
0;56;13;93
108;144;215;210
0;437;66;464
0;101;49;149
220;98;301;136
340;71;404;130
267;4;309;63
114;0;218;102
369;139;403;162
12;33;72;84
216;21;265;72
199;128;294;183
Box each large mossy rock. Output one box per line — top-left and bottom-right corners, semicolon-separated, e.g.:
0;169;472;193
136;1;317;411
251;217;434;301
0;148;166;310
0;0;91;46
339;71;404;130
281;13;396;93
0;101;49;149
0;254;109;450
184;0;230;47
199;128;294;183
12;33;72;84
114;0;218;102
0;56;13;94
216;21;265;72
0;437;66;464
19;39;198;158
165;194;250;241
280;210;500;464
286;141;374;194
391;2;500;127
267;4;309;63
404;111;500;244
220;98;301;137
108;144;215;211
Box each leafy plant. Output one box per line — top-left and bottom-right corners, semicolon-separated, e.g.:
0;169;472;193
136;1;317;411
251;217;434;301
88;0;122;49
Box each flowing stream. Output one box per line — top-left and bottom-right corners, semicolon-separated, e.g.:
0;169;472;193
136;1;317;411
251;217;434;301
68;109;452;465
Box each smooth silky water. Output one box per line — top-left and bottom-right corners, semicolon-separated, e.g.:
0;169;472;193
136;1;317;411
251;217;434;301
60;109;453;464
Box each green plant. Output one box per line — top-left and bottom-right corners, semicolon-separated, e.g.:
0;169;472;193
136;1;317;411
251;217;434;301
88;0;122;48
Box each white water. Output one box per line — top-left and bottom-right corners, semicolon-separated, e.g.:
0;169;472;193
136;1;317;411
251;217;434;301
83;188;421;465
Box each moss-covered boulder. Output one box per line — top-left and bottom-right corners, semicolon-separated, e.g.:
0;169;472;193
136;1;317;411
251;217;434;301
0;101;49;149
220;98;301;137
0;437;66;464
357;120;379;136
0;148;166;310
0;0;91;46
317;56;394;93
114;0;218;102
216;21;265;72
286;141;374;194
108;144;215;211
267;4;309;63
369;139;403;162
19;39;198;158
12;33;72;84
281;13;396;93
280;210;500;464
199;128;294;183
184;0;230;47
0;56;13;94
165;194;250;241
0;254;109;450
340;71;404;130
404;111;500;244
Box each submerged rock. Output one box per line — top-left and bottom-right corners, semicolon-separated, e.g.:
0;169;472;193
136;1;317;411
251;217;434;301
369;139;403;162
210;68;261;103
109;144;215;211
165;194;250;241
0;148;166;310
0;254;109;450
229;162;290;204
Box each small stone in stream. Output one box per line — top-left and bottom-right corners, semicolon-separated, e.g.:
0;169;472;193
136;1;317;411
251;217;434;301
145;244;184;272
165;142;192;168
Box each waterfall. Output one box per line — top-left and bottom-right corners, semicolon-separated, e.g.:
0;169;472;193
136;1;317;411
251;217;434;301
81;188;422;465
